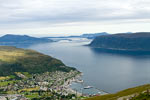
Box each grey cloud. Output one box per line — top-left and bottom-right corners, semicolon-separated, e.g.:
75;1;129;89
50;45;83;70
0;0;150;26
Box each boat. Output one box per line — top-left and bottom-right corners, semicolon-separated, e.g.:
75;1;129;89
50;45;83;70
84;86;93;89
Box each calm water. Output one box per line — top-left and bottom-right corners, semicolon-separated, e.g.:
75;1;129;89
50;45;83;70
26;38;150;93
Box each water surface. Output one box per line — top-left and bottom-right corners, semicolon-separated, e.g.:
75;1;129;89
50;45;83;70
27;38;150;93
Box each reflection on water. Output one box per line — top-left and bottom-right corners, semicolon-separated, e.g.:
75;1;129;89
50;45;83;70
91;47;150;57
6;38;150;94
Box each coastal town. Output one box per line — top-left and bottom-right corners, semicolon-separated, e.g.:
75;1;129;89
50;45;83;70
0;69;83;100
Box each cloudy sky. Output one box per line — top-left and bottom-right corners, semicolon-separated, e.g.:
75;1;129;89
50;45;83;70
0;0;150;36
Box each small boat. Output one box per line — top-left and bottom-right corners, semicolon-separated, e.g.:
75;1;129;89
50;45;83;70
84;86;93;89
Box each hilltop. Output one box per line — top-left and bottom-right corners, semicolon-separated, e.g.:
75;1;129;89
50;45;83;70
89;32;150;51
0;46;76;76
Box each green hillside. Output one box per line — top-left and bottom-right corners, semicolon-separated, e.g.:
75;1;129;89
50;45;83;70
85;84;150;100
0;46;76;76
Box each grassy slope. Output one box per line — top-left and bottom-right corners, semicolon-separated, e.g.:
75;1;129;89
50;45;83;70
0;46;75;76
130;92;150;100
85;84;150;100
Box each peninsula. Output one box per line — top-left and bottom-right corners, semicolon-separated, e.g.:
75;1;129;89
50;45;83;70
89;32;150;52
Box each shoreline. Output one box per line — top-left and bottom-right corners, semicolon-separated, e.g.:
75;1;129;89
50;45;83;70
90;46;150;53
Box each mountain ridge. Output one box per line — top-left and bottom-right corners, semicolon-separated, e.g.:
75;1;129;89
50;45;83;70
0;34;52;44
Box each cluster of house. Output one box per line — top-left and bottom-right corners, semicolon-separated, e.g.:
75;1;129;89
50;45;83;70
0;70;81;99
0;94;27;100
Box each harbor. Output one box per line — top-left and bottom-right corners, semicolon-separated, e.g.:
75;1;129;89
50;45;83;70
69;77;108;96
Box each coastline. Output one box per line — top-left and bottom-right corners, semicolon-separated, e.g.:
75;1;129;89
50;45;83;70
65;72;109;97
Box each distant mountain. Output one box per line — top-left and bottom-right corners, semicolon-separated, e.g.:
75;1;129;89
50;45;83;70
89;32;150;51
81;32;109;39
0;46;76;76
117;32;133;34
44;32;109;39
0;34;52;46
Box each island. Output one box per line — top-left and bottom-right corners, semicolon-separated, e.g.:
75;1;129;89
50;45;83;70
0;46;81;100
89;32;150;52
